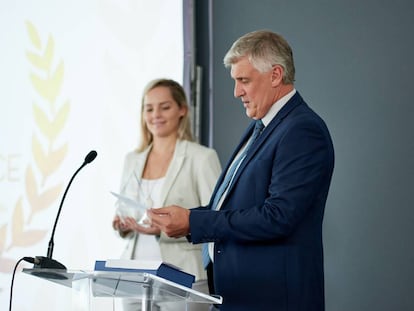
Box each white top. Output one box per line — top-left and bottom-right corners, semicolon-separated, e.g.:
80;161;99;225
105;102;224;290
133;177;165;261
118;140;222;280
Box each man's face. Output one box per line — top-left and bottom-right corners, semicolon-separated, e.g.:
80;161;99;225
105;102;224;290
230;56;278;120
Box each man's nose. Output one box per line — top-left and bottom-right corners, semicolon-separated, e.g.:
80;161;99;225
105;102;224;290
234;83;244;98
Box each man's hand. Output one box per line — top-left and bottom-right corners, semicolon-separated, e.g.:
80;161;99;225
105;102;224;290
147;205;190;238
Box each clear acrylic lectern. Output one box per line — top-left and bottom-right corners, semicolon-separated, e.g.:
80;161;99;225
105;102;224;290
23;268;222;310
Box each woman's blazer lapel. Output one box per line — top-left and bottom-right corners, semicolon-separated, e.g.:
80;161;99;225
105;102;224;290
125;140;186;206
123;148;149;191
159;140;186;205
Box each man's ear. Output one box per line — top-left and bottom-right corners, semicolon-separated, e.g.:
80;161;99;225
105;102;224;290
271;65;284;86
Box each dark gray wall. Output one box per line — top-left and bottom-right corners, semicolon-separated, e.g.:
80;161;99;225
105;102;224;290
196;0;414;310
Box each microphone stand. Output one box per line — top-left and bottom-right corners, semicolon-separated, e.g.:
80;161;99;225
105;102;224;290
33;151;97;277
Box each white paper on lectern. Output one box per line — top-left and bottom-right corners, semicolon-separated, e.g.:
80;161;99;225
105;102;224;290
110;191;150;226
105;258;162;270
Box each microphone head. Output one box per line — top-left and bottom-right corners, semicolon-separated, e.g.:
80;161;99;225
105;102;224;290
84;150;97;164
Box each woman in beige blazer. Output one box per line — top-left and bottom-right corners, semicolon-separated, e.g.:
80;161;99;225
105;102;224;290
112;78;221;311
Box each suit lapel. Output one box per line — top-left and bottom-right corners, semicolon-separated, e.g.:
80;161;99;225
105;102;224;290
207;122;254;206
223;93;304;202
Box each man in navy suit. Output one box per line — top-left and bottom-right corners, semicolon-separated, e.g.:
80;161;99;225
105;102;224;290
149;30;334;311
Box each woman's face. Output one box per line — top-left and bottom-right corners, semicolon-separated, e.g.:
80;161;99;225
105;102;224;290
143;86;186;139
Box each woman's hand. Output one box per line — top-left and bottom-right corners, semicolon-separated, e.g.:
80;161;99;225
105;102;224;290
122;216;161;235
112;215;133;237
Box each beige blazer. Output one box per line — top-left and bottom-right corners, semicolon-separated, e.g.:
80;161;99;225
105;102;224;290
118;139;221;281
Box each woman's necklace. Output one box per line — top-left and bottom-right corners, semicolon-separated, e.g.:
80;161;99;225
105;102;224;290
136;146;174;208
143;179;156;208
133;172;157;209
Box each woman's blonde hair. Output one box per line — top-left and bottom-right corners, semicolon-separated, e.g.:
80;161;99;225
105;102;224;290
137;78;193;152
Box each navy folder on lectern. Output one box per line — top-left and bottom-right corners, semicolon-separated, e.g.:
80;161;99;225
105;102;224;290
94;260;195;288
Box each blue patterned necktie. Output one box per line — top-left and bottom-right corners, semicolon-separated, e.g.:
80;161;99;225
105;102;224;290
202;119;264;268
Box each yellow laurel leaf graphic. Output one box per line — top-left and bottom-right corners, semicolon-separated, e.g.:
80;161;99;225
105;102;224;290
0;22;71;265
25;165;39;208
25;166;63;221
30;73;53;104
26;36;53;72
11;198;24;243
51;99;70;140
31;135;48;179
48;60;64;104
47;143;68;174
12;230;48;248
33;184;63;212
33;102;52;138
32;135;68;179
25;35;54;74
33;100;70;141
26;50;49;72
0;223;7;252
29;60;63;105
43;35;55;72
30;73;49;101
25;20;42;50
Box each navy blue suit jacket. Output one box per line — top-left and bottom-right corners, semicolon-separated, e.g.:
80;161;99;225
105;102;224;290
189;92;334;311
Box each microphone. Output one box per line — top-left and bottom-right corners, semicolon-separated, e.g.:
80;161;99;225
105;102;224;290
32;150;97;277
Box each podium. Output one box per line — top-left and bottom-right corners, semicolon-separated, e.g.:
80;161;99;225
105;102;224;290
23;268;222;310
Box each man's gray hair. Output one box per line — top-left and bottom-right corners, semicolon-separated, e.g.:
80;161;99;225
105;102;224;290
223;30;295;84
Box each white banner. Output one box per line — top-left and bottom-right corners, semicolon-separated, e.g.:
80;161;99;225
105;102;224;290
0;1;183;309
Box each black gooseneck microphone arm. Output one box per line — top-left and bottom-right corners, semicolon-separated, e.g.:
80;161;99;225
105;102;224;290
35;150;97;270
